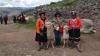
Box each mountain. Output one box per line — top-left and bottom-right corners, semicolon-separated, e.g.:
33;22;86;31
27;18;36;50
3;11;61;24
0;7;30;16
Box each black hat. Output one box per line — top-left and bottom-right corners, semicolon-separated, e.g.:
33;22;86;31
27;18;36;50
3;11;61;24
39;12;46;16
54;11;61;17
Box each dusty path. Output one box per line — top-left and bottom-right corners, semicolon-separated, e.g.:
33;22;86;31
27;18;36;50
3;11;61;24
0;21;100;56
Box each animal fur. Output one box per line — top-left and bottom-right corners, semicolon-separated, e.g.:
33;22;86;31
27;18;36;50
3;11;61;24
45;22;55;49
62;25;69;48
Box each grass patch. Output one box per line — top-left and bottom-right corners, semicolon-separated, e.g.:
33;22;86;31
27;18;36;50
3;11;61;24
18;21;36;29
49;0;75;8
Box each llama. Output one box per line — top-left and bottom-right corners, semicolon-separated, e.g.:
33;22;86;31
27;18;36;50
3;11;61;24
62;25;69;48
45;22;55;49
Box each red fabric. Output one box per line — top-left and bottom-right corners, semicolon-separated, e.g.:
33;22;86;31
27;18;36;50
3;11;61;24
56;18;63;33
39;12;46;16
52;24;54;28
21;15;25;19
67;17;82;29
3;16;8;20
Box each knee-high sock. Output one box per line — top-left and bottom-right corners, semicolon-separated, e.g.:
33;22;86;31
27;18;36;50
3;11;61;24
77;42;80;49
38;42;41;47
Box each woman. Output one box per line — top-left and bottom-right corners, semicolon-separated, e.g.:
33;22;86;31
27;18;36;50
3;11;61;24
67;11;82;53
52;11;64;48
35;12;48;51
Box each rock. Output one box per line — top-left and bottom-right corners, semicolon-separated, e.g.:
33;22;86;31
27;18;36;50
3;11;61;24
80;19;94;33
62;7;67;12
94;9;99;15
98;5;100;9
94;18;100;28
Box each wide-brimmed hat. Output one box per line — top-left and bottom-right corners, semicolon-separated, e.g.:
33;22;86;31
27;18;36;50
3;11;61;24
54;11;61;17
70;11;77;15
39;12;46;16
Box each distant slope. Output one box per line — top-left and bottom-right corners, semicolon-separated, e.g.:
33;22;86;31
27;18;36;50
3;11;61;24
49;0;75;8
0;7;29;16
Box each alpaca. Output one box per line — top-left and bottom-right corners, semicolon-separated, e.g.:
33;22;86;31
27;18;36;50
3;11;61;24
62;25;69;48
45;22;55;49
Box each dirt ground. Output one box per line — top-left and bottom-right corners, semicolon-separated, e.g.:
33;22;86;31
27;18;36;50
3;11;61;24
0;21;100;56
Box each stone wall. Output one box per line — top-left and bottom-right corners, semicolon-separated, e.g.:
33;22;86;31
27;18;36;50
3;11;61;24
33;6;74;20
33;0;100;21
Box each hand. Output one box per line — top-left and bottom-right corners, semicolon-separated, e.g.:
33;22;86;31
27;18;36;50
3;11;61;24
75;26;79;29
41;28;44;30
40;33;43;36
76;38;80;39
37;31;40;34
68;27;72;30
56;27;59;31
68;28;71;30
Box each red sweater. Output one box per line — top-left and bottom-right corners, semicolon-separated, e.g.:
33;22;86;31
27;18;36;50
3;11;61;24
3;16;8;20
67;17;82;29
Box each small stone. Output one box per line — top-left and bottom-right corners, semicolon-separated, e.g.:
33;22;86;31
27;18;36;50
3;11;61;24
26;55;31;56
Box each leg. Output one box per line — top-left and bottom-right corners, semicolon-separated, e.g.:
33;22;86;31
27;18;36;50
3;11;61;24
66;39;69;47
1;20;3;24
6;20;7;24
70;40;75;49
4;20;6;24
54;30;59;47
47;41;49;49
37;41;42;51
0;20;1;24
55;38;59;48
63;39;66;48
74;41;82;53
58;32;61;47
51;41;55;48
0;19;2;21
5;20;7;24
43;42;47;50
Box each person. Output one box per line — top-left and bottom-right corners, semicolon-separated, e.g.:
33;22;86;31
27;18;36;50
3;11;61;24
35;11;48;51
67;11;82;53
51;11;64;48
3;14;8;25
13;15;16;23
0;15;3;24
21;14;26;23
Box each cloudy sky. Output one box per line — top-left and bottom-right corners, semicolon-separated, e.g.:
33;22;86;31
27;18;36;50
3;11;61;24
0;0;62;7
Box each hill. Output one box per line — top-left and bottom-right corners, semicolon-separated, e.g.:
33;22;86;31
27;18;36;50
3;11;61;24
0;7;29;16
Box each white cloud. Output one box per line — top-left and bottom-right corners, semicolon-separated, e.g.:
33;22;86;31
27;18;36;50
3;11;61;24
0;0;62;7
3;3;13;7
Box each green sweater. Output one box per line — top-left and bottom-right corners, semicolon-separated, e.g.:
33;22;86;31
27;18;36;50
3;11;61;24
49;17;67;29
